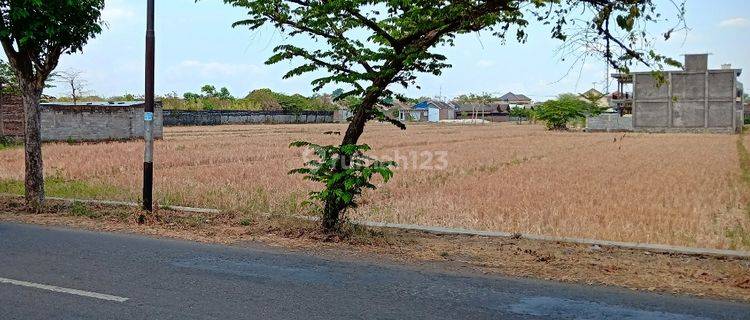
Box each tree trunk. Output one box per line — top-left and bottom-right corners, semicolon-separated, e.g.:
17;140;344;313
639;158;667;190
21;86;44;211
321;103;371;232
321;83;388;232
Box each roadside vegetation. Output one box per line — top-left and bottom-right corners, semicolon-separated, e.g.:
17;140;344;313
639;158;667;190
1;195;748;302
727;126;750;248
0;171;124;201
0;136;21;151
2;124;747;250
534;94;604;130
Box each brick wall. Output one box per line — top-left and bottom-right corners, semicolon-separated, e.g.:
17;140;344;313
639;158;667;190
1;99;164;141
0;94;24;137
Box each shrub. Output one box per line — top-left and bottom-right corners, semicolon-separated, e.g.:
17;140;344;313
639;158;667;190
534;94;603;130
509;107;531;124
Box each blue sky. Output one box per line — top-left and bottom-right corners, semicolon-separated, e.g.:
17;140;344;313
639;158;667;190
44;0;750;101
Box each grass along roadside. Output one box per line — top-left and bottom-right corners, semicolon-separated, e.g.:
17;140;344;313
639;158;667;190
0;136;22;151
0;195;749;302
0;174;126;201
728;128;750;248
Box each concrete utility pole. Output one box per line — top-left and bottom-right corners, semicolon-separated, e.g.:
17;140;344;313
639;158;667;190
142;0;155;216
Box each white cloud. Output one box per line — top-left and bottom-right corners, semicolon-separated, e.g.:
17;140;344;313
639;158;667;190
476;59;496;67
719;17;749;28
102;2;136;23
174;60;262;77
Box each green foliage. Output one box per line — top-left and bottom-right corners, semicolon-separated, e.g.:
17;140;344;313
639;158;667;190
161;86;338;112
454;93;500;105
289;141;396;224
0;1;105;85
226;0;684;231
509;107;531;123
70;201;99;219
534;94;604;130
0;59;19;94
244;88;282;110
178;84;236;110
0;174;121;200
0;136;21;150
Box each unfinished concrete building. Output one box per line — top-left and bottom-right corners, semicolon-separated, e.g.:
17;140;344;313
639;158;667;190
0;99;164;142
608;54;743;133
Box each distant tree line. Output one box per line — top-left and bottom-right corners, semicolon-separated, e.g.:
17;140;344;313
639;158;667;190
44;84;344;112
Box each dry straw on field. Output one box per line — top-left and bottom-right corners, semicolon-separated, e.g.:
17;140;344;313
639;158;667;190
1;123;748;250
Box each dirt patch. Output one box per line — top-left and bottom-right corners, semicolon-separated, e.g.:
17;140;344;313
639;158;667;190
1;196;749;302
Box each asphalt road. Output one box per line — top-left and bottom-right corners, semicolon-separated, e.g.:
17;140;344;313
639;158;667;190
0;223;747;319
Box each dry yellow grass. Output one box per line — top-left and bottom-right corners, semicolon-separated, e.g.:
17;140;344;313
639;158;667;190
1;123;748;250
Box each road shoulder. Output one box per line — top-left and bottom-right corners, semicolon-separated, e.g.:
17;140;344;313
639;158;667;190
1;196;749;302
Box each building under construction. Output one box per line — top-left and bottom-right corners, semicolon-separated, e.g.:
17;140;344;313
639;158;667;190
590;54;744;133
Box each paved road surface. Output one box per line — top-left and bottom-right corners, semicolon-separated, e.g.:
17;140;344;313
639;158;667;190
0;223;747;319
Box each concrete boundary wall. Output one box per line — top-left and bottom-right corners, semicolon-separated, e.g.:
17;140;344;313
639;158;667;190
164;110;333;126
40;103;164;142
586;114;633;132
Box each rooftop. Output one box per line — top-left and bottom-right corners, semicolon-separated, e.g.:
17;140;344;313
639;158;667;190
412;100;456;110
499;92;532;102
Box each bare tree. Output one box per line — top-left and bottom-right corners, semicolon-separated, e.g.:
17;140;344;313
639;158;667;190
56;69;88;105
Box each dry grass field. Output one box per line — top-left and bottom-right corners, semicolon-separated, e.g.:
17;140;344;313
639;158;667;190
1;123;749;250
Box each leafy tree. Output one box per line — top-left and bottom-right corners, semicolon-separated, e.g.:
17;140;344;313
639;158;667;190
454;92;499;105
245;88;283;111
198;84;234;100
0;0;105;210
1;58;54;94
509;106;531;124
0;58;18;94
225;0;684;232
183;92;201;101
200;85;217;97
218;87;233;100
534;94;603;130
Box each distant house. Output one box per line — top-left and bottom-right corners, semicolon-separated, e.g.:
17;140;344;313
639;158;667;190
579;88;609;109
498;92;533;106
399;100;456;122
455;103;510;122
398;105;426;122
